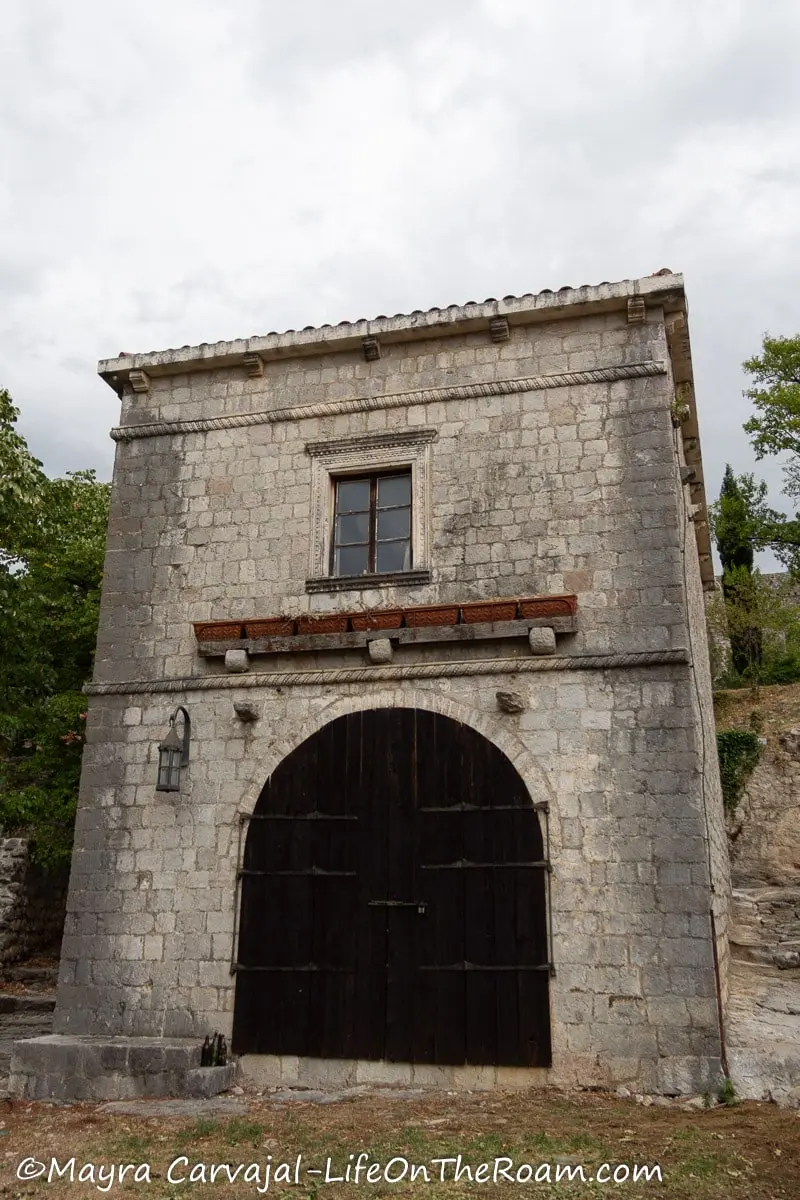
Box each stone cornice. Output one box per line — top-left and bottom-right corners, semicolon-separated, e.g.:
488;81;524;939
84;649;689;695
304;428;438;456
665;311;714;589
109;361;667;442
98;274;686;392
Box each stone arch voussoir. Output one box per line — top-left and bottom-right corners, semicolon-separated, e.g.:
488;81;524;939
240;684;560;846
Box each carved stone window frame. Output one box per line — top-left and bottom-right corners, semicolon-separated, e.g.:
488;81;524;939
305;429;437;589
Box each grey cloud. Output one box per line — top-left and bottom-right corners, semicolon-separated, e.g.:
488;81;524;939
0;0;799;557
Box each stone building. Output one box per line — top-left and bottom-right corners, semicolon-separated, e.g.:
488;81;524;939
12;272;730;1099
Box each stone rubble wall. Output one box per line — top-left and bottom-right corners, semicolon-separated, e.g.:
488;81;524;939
729;887;800;969
0;838;68;966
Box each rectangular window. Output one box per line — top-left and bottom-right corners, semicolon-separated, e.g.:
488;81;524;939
331;471;412;576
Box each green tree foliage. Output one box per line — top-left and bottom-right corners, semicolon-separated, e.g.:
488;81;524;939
707;569;800;688
715;465;755;574
739;334;800;571
743;334;800;481
711;467;762;674
0;389;109;867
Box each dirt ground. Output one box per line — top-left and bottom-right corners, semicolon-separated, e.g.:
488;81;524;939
0;1088;798;1200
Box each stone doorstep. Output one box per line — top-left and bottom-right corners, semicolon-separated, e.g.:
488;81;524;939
8;1036;237;1101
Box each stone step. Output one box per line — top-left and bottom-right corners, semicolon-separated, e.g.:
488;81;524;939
8;1035;237;1101
0;966;59;985
0;994;56;1014
0;1007;56;1099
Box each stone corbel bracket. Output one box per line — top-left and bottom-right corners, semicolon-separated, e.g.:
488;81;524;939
627;297;646;324
128;369;150;393
362;336;381;362
243;353;264;378
234;701;260;722
489;316;510;343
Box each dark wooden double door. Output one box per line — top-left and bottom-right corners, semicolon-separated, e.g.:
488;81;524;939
232;709;551;1066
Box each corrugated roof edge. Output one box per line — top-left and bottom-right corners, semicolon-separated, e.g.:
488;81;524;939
98;271;686;383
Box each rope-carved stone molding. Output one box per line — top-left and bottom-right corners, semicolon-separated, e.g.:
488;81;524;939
84;648;689;696
109;361;667;442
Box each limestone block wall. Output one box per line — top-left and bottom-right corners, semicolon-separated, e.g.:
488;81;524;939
93;310;688;689
57;672;722;1094
54;282;726;1095
0;837;68;965
674;432;731;1010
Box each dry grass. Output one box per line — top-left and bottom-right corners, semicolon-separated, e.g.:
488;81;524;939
1;1089;798;1199
714;681;800;736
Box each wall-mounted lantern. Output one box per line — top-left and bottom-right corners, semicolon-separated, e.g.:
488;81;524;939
156;706;191;792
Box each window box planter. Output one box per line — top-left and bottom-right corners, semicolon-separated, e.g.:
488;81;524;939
350;609;404;632
460;599;518;624
403;604;460;628
518;594;578;618
244;617;296;638
297;613;351;635
193;621;244;642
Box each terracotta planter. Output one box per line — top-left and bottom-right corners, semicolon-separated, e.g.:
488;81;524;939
193;620;244;642
297;613;351;635
350;609;404;632
518;594;578;618
460;599;518;624
403;604;460;628
244;617;296;638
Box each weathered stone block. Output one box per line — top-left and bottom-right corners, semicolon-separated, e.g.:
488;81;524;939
367;638;393;664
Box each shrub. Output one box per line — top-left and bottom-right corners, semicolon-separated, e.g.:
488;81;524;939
716;729;763;813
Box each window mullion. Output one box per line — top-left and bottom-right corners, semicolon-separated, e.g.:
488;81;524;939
369;476;377;572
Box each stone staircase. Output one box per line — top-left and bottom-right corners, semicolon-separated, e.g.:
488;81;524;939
0;978;56;1096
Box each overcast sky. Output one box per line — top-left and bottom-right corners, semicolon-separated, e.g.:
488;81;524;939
3;0;800;563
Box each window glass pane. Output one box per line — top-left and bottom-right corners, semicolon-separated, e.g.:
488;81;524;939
336;478;370;513
336;512;369;545
335;544;370;576
377;506;410;540
158;760;169;788
376;540;411;573
378;473;411;507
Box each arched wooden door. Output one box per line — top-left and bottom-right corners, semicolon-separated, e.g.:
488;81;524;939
232;709;551;1066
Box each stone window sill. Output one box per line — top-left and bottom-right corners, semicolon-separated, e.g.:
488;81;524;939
305;569;433;595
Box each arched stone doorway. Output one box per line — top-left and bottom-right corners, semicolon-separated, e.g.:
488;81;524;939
232;708;551;1067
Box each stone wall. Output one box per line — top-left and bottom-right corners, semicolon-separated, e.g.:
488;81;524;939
729;887;800;968
53;282;726;1095
675;439;731;1010
94;311;687;680
728;732;800;888
0;838;68;966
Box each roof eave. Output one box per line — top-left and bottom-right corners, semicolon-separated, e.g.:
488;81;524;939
97;273;687;389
